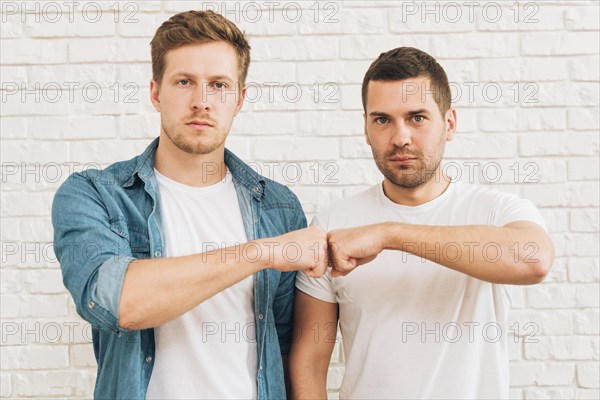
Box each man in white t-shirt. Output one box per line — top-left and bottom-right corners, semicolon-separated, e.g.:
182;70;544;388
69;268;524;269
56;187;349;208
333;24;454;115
289;47;555;399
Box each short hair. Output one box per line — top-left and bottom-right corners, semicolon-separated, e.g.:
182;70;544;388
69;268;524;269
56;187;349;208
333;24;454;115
150;10;251;89
361;47;451;114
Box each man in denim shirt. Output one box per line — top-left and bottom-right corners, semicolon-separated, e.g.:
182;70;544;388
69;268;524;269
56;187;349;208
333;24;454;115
52;10;327;400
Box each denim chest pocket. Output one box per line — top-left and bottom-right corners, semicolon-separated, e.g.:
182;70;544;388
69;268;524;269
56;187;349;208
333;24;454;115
109;218;151;258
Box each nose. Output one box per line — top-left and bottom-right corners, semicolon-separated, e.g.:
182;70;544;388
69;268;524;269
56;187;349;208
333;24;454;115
390;121;411;148
190;82;211;111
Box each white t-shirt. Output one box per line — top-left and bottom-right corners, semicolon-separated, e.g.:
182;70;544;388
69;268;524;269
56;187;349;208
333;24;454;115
296;180;546;400
146;169;257;400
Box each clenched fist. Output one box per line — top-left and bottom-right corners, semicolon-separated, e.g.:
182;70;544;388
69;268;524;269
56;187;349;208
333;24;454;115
264;226;328;278
327;224;386;277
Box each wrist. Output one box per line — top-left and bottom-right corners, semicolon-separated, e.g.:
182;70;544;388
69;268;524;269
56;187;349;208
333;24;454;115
380;222;401;250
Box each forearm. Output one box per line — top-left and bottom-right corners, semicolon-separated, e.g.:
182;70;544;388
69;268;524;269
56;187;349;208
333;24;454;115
382;222;553;284
291;368;328;400
118;240;268;330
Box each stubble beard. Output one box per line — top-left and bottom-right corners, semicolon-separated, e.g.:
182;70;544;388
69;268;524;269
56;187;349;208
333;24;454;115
372;135;445;189
162;120;226;155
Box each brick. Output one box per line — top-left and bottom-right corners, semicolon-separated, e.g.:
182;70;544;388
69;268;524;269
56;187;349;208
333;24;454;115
543;257;568;283
68;140;148;164
1;192;56;217
22;294;69;317
0;39;68;64
524;336;599;360
298;61;341;85
252;138;338;161
0;295;19;318
573;309;600;335
568;158;600;181
568;256;600;284
478;109;518;132
510;362;543;386
0;269;22;294
340;35;432;60
340;84;361;110
577;363;600;388
0;372;10;397
519;133;598;157
537;363;576;386
576;389;600;399
1;66;27;85
297;110;363;136
524;387;576;399
476;4;564;32
526;283;599;309
252;36;337;62
389;5;473;33
250;83;338;111
299;7;386;35
118;113;160;139
570;56;600;81
340;136;371;159
230;112;297;136
0;12;22;37
25;12;115;37
28;64;117;89
0;117;27;139
445;135;517;159
65;116;116;140
1;84;72;116
533;82;599;107
540;208;569;233
117;63;152;89
521;32;600;56
0;141;68;165
247;62;296;85
520;58;569;81
567;108;600;131
1;345;69;370
14;370;94;397
509;309;572;336
431;33;518;58
565;6;600;30
570;208;600;232
24;269;64;294
565;233;600;256
71;344;97;367
117;12;160;37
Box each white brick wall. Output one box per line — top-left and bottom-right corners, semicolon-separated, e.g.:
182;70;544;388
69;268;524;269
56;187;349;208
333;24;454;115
1;1;598;398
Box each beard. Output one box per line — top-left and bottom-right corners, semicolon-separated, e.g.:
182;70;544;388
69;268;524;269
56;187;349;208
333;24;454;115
371;137;445;189
162;116;227;155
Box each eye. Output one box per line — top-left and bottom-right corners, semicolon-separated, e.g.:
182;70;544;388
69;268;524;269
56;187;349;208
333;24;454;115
412;115;425;123
177;79;190;86
213;82;227;89
374;116;389;125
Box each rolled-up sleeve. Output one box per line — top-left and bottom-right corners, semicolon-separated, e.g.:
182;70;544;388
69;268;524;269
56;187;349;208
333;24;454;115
52;173;135;333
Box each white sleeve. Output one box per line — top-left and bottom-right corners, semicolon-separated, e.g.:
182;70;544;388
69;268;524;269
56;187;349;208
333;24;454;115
294;215;338;304
490;191;548;232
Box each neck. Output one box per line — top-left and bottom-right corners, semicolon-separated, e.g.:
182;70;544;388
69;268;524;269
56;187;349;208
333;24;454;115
382;168;452;206
154;135;227;187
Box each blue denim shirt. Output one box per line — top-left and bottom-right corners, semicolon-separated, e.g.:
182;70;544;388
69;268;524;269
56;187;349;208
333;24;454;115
52;138;305;399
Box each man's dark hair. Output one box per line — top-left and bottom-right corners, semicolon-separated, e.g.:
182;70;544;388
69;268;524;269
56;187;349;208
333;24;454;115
361;47;451;115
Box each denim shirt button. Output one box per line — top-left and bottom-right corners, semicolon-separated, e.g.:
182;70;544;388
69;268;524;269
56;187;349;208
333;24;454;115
145;355;152;363
258;313;264;320
88;301;95;309
154;251;161;257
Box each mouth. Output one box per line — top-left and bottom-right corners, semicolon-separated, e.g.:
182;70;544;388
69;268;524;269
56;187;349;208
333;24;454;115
186;120;214;128
389;156;418;164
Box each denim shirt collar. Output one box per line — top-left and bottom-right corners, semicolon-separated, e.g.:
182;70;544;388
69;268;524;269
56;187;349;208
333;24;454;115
122;137;265;200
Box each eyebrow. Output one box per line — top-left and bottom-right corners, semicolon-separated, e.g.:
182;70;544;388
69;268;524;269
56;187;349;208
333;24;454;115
368;109;430;118
170;72;235;82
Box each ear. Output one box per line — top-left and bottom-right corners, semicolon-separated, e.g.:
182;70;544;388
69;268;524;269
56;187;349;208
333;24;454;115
363;112;371;146
444;108;457;141
150;80;161;112
234;86;246;116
